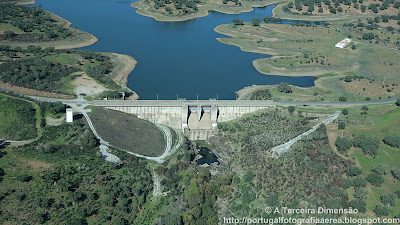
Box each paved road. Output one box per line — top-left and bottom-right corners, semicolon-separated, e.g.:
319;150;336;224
29;96;398;107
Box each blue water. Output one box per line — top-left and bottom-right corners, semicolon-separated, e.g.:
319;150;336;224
35;0;315;99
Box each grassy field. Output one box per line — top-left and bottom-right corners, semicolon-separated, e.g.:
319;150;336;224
88;107;165;157
0;94;38;141
325;104;400;217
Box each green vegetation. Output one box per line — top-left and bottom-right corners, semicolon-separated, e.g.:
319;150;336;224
0;4;73;42
213;109;352;218
248;88;272;100
88;107;165;157
0;116;153;224
0;94;36;140
0;46;124;96
285;0;400;16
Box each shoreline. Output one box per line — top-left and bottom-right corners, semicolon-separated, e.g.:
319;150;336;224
214;24;338;78
105;52;140;100
131;0;284;22
0;5;140;99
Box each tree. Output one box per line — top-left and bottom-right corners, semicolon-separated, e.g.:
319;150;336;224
396;98;400;107
252;18;261;26
366;173;384;186
354;188;368;199
353;135;380;157
361;105;368;111
351;44;356;50
391;168;400;180
342;108;349;115
288;106;295;113
349;199;366;213
339;96;347;101
346;167;362;177
338;121;346;129
383;135;400;148
372;164;387;175
335;137;352;152
232;19;244;25
277;82;292;93
373;205;389;217
381;193;397;206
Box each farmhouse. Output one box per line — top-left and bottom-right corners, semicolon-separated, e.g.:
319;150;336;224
335;38;351;49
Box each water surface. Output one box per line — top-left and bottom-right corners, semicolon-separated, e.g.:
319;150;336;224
36;0;315;99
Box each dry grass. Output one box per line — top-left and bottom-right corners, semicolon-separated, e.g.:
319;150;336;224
341;79;399;98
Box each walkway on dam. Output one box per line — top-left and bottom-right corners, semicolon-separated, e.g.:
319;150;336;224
271;111;340;156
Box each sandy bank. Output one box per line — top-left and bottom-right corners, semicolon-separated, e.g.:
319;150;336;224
105;52;139;100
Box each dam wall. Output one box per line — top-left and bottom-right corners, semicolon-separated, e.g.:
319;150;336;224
104;102;271;140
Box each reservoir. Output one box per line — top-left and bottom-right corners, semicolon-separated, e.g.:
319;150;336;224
36;0;315;100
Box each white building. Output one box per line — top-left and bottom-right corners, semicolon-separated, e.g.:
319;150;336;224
66;108;73;123
335;38;352;49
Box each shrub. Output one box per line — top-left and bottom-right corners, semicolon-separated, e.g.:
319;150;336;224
338;122;346;129
339;96;347;101
396;98;400;107
342;108;349;115
217;123;223;129
366;173;384;186
288;106;295;113
17;174;33;182
361;106;368;111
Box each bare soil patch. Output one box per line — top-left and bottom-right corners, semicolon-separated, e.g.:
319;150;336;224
71;72;108;97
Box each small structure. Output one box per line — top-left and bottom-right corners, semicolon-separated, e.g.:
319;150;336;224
66;108;73;123
335;38;351;49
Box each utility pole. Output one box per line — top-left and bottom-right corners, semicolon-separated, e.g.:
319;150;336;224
197;94;199;101
177;94;178;100
157;93;158;101
217;94;218;101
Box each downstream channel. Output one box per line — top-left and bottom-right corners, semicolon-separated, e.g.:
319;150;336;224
36;0;316;99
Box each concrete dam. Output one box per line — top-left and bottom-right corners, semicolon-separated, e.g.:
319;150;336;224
96;100;273;140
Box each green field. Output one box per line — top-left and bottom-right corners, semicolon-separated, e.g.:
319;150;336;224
88;107;165;157
0;94;37;141
325;104;400;217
